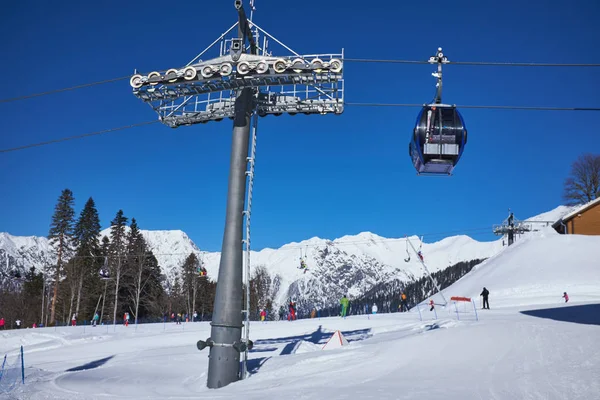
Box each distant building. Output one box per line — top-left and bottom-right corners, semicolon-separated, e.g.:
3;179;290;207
553;198;600;235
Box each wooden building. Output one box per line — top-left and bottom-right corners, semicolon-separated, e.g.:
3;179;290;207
553;197;600;235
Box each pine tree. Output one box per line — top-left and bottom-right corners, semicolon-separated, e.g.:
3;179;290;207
23;266;44;325
48;189;76;325
108;210;128;325
125;218;155;324
181;253;200;321
73;197;102;319
170;274;185;318
143;254;165;318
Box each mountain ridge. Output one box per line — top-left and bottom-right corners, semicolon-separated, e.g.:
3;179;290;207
0;205;574;309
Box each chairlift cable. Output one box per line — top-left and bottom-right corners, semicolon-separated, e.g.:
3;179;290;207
0;121;160;154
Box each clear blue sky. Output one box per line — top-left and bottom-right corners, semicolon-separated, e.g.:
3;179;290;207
1;0;599;251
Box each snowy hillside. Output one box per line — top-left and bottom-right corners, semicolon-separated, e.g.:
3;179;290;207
430;227;600;308
525;204;578;223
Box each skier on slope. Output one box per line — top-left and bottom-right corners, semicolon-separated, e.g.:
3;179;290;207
340;295;349;318
372;303;378;314
278;305;285;321
480;287;490;309
288;301;297;321
562;292;569;303
400;292;408;312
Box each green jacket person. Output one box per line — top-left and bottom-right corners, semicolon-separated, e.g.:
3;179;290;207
340;295;349;317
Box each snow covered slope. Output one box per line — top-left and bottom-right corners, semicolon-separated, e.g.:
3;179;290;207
1;302;598;399
432;227;600;308
2;220;599;399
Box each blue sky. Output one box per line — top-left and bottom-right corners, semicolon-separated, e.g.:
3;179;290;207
1;0;599;251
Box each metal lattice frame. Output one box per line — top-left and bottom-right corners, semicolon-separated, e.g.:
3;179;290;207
131;27;344;128
493;211;532;236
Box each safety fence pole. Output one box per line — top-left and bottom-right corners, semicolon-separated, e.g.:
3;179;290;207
0;354;7;382
472;300;479;322
416;304;423;321
20;346;24;384
454;301;460;321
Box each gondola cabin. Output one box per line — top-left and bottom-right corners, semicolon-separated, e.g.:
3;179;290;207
409;104;467;175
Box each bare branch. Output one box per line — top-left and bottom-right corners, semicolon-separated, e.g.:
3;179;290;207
563;153;600;205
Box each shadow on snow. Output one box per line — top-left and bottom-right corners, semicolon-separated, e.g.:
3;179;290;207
65;355;115;372
520;303;600;326
245;325;371;375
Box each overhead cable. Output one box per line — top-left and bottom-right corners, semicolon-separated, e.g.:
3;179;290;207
345;102;600;112
0;121;159;154
1;57;599;104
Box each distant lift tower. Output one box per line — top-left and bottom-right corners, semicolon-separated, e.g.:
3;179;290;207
493;210;531;246
128;0;344;390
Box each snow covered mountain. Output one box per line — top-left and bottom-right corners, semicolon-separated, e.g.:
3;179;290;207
0;233;55;275
0;205;576;309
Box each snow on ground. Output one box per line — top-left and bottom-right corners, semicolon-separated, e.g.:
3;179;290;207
2;228;599;399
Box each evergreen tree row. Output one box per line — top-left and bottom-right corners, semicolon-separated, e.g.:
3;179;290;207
2;189;182;328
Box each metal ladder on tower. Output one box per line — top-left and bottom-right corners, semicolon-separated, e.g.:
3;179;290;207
241;110;258;379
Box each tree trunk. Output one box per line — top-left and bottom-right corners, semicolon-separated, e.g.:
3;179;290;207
112;256;122;325
186;288;191;322
134;259;143;326
67;290;75;325
50;236;63;325
100;279;108;323
41;272;46;326
192;275;197;322
75;264;84;317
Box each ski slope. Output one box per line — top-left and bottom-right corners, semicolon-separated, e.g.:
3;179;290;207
1;227;599;399
431;227;600;308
